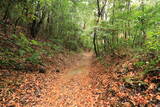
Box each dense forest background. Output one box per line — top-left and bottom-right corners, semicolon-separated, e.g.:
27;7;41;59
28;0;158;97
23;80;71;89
0;0;160;106
0;0;160;65
0;0;93;69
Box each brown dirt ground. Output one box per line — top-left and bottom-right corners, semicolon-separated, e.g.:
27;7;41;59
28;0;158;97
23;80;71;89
2;52;159;107
1;52;103;107
33;52;100;107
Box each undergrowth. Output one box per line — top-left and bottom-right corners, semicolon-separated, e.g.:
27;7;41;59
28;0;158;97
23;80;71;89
0;33;65;71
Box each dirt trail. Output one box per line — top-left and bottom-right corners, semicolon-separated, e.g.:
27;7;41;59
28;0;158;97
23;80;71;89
34;52;99;107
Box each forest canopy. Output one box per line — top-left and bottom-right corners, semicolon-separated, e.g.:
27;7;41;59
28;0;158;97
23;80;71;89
0;0;160;63
0;0;160;106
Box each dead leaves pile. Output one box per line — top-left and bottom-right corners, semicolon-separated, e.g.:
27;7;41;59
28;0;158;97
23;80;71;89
0;53;80;107
90;55;160;107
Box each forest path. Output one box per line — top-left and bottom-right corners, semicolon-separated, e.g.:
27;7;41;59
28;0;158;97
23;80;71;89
34;52;99;107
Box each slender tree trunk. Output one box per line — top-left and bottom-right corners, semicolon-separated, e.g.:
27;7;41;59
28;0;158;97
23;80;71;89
124;23;127;39
93;28;99;56
111;0;115;52
111;0;115;25
93;0;107;57
3;2;11;22
13;17;21;33
127;0;131;37
140;0;146;46
2;2;11;34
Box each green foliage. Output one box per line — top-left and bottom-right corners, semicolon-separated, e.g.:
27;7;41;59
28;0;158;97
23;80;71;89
0;0;160;73
31;40;41;46
134;61;146;68
0;0;92;52
12;33;34;54
65;40;80;51
51;44;63;53
0;59;16;67
0;32;70;69
89;0;160;58
145;32;160;52
25;52;41;65
80;34;93;49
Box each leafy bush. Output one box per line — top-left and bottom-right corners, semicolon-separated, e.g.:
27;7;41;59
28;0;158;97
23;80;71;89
25;52;42;65
12;33;34;53
134;61;146;68
65;40;80;51
145;32;160;53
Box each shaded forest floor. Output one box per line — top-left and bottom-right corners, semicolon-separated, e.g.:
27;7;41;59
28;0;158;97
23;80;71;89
33;52;97;107
91;55;160;107
0;52;160;107
0;52;86;107
1;52;101;107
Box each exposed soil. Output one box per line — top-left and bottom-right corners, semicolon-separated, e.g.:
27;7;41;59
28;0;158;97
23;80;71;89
1;52;102;107
33;52;98;107
1;53;160;107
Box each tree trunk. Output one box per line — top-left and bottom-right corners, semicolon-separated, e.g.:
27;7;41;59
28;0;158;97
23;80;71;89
93;29;99;56
3;2;11;22
140;0;146;46
93;0;107;57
